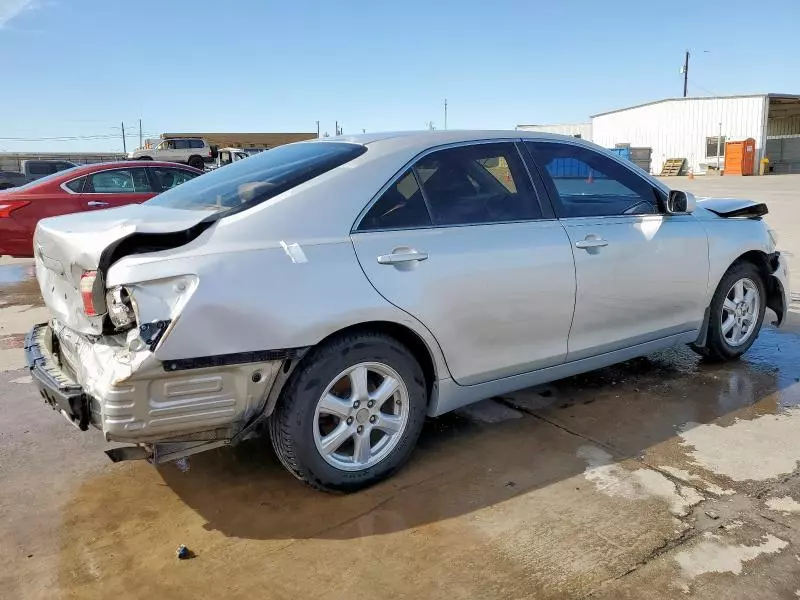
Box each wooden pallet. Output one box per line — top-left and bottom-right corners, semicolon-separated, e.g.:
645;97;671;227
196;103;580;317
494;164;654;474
660;158;686;176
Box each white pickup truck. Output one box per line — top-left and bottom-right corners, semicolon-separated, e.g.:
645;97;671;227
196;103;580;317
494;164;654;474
128;138;216;170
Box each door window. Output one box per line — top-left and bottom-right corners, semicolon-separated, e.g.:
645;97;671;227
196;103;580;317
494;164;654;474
173;139;191;150
64;176;86;193
358;170;432;231
88;169;151;193
526;142;659;217
413;143;541;226
150;167;200;191
189;139;205;149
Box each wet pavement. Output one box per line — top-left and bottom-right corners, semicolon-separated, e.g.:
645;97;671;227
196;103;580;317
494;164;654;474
4;177;800;599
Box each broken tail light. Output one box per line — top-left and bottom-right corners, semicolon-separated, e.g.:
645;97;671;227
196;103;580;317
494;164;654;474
80;271;99;316
0;200;30;218
106;286;137;331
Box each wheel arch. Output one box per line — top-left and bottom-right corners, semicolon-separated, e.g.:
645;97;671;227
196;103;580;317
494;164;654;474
310;321;438;403
730;250;785;324
696;249;785;348
260;320;440;423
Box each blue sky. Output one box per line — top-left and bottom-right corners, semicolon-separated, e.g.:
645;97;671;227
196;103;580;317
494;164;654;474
1;0;798;152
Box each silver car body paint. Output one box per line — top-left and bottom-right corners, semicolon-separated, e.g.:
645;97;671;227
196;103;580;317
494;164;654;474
30;130;790;445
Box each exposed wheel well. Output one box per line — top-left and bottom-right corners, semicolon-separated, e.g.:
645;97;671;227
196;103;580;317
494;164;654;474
314;322;437;402
730;250;785;324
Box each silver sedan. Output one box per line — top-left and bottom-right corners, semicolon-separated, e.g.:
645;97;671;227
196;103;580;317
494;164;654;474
27;131;790;492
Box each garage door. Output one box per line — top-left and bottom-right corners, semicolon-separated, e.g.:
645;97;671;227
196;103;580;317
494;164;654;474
766;136;800;174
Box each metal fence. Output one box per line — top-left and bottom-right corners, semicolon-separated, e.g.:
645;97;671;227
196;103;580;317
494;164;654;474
0;152;127;172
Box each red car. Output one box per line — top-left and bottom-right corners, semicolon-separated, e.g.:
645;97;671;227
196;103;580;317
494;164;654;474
0;161;203;257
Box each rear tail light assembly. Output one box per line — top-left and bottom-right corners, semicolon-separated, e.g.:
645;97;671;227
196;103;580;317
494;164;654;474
0;200;30;218
80;270;100;316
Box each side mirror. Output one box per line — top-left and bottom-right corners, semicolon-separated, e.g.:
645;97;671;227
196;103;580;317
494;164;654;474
666;190;696;214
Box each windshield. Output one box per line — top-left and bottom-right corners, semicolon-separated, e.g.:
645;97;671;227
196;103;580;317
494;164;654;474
145;141;366;213
4;166;83;192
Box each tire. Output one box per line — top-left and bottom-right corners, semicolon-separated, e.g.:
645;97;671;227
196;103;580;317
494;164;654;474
137;156;152;161
188;156;205;170
696;261;766;361
269;332;427;493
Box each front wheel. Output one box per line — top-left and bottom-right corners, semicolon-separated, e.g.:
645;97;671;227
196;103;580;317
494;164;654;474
696;262;766;361
269;333;427;492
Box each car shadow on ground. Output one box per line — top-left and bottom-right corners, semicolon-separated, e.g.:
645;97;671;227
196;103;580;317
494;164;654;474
129;324;800;542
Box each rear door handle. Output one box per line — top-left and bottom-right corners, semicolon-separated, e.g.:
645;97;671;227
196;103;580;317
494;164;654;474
377;250;428;265
575;238;608;249
87;201;109;207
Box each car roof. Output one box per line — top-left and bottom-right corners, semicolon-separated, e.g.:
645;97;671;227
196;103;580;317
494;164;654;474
315;130;608;166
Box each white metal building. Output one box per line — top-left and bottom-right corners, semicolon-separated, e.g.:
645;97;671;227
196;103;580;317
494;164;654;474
591;94;800;175
516;122;592;140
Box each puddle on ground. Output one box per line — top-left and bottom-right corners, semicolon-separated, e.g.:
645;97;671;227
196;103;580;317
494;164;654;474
0;263;42;307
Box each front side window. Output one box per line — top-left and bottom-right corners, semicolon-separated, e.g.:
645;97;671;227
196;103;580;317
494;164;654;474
88;169;149;193
358;170;431;231
413;142;541;226
527;142;659;218
150;167;199;191
145;141;366;213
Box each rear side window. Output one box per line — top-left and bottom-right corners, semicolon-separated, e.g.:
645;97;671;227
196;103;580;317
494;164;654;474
359;171;432;231
413;142;541;226
64;176;86;193
190;139;205;149
88;169;152;193
146;141;366;213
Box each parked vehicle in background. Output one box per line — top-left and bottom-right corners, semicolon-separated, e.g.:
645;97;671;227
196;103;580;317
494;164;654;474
0;161;202;257
24;131;789;493
206;147;250;170
0;159;77;189
128;137;217;170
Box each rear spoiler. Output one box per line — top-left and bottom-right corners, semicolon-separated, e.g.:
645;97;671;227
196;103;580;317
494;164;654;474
698;198;768;219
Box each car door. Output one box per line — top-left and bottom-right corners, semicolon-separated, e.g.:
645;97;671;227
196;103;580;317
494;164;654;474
351;141;576;386
79;167;156;210
525;140;709;361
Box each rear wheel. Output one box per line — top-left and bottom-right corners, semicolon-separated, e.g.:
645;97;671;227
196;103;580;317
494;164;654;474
696;262;766;361
188;156;205;170
137;156;152;161
269;333;427;492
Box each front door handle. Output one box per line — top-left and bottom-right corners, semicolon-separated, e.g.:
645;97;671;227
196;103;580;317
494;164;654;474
87;201;109;207
575;237;608;249
377;250;428;265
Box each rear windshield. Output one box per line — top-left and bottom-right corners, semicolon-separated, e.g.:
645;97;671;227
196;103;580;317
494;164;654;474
145;141;366;213
6;166;82;191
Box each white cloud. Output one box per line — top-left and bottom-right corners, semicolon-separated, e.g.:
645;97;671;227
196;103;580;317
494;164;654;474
0;0;42;29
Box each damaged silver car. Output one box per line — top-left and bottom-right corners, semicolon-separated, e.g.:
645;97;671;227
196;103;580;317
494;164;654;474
25;131;790;492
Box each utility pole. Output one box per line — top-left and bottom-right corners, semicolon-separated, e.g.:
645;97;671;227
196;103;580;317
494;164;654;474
335;120;339;136
444;98;448;130
121;121;127;153
316;120;320;138
717;122;722;172
682;50;690;97
138;119;142;149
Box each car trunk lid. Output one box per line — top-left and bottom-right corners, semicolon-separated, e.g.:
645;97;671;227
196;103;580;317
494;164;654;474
34;203;215;335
